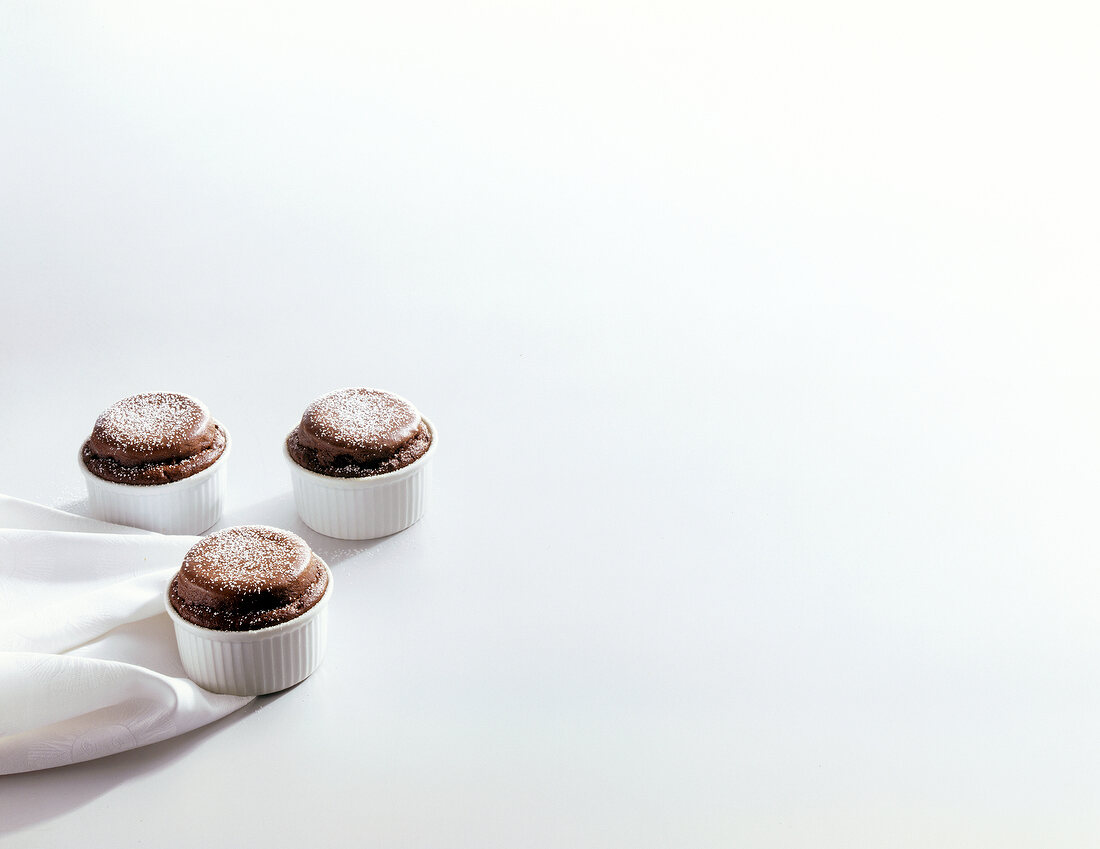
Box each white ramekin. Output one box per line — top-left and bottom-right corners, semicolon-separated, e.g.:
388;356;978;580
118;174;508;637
78;433;230;535
285;416;436;540
164;561;333;696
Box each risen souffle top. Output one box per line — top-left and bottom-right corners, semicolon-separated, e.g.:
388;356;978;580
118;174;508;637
81;392;227;485
169;525;329;631
285;388;431;478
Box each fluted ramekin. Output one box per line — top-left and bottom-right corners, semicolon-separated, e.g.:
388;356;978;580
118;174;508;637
78;434;230;535
164;561;333;696
285;417;435;540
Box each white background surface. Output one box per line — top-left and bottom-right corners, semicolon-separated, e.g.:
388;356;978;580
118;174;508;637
2;1;1100;846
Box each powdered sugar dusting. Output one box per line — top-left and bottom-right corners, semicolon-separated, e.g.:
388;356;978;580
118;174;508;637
304;388;419;451
184;525;310;594
96;392;208;451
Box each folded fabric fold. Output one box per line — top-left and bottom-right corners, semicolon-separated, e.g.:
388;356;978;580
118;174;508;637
0;495;252;775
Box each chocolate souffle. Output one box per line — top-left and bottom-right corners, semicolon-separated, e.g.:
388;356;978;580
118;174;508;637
286;388;432;478
81;392;227;485
169;526;329;631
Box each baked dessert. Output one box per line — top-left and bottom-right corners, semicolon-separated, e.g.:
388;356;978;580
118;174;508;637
81;392;228;486
284;387;437;539
79;392;231;534
286;388;432;478
169;526;330;631
165;525;333;695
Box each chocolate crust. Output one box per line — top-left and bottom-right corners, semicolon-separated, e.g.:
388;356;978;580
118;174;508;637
287;421;432;478
82;423;227;485
169;560;328;631
169;527;329;631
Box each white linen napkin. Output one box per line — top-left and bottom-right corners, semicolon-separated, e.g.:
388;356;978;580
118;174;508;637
0;496;252;774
